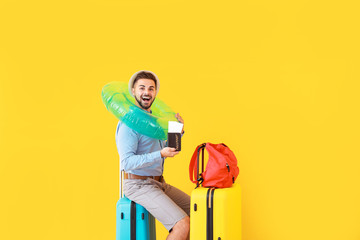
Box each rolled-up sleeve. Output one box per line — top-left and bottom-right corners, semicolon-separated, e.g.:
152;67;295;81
116;123;162;172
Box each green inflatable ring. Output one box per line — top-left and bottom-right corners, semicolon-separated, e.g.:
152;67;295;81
101;81;177;140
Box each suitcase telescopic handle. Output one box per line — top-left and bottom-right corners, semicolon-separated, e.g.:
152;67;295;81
120;170;124;199
196;143;206;188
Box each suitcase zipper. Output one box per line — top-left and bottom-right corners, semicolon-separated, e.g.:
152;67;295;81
130;201;136;240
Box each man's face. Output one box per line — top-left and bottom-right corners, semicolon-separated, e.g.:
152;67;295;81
132;79;156;111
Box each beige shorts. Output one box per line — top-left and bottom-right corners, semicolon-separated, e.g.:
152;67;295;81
123;178;190;231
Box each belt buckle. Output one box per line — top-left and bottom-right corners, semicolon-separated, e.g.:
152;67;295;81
149;176;161;182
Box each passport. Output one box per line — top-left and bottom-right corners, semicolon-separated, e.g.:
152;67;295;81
167;132;181;151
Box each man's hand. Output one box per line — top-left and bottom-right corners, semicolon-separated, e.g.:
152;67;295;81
175;113;184;134
161;147;179;158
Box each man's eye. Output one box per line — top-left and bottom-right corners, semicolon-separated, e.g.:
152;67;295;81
139;88;145;90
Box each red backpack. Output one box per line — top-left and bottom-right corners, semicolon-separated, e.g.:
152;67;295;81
189;143;239;188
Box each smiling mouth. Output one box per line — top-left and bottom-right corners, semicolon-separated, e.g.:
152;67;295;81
141;96;151;103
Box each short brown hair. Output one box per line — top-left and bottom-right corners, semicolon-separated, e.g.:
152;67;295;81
133;71;157;88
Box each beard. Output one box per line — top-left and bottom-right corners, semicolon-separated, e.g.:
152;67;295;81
134;95;154;110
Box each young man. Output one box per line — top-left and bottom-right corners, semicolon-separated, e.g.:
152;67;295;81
115;70;190;240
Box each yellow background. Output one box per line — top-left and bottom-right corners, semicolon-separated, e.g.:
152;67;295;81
1;0;359;239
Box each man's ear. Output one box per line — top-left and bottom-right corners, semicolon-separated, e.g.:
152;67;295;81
132;88;135;96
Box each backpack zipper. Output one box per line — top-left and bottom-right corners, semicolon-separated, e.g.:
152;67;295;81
226;163;235;183
226;163;230;172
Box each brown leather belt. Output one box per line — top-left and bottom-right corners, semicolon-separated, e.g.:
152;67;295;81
124;173;163;182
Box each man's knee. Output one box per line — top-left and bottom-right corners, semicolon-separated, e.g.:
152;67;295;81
172;216;190;232
181;216;190;227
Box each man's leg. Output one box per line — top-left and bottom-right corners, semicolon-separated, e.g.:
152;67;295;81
161;180;191;240
166;216;190;240
123;179;189;240
162;180;191;216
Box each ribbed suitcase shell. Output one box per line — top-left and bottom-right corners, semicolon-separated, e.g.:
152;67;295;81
190;183;242;240
116;197;156;240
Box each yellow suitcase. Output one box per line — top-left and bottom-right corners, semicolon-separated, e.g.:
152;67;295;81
190;184;242;240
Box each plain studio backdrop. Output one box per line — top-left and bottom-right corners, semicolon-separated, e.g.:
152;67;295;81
0;0;359;239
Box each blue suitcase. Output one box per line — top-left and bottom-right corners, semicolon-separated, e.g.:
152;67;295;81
116;197;156;240
116;170;156;240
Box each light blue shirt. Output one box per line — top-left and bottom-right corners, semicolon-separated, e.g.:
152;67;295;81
115;121;166;176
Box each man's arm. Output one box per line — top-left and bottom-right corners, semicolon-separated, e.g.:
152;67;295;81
116;124;162;172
